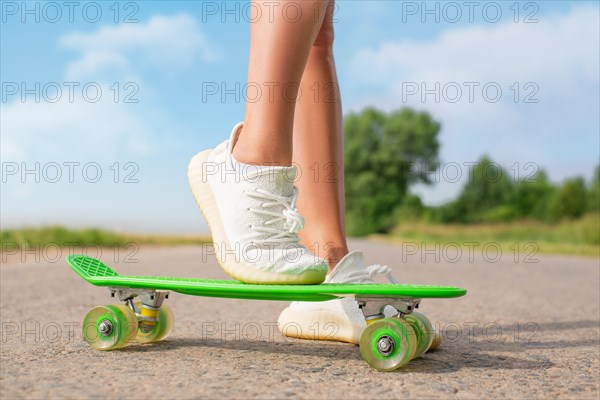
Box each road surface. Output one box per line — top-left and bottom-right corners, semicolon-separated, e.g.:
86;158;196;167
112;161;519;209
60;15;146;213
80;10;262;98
1;240;599;399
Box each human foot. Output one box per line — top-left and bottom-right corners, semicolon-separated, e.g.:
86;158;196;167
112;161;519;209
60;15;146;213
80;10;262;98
277;251;399;343
278;250;442;349
187;122;328;284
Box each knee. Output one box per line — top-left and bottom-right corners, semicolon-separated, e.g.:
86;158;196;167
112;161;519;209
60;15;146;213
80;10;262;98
313;20;334;52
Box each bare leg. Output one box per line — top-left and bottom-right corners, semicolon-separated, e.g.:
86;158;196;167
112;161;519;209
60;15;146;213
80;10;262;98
234;0;330;166
293;2;348;269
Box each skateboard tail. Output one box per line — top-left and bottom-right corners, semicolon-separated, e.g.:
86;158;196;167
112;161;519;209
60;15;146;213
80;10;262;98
66;254;120;283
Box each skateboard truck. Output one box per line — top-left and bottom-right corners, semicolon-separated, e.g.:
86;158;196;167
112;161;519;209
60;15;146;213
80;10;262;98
356;297;421;321
109;287;170;333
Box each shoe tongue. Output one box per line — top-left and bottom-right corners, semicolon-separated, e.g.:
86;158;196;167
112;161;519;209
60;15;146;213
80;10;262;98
247;165;297;197
326;251;367;283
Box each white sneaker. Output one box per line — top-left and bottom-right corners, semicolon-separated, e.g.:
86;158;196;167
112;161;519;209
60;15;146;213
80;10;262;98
278;250;399;343
187;122;328;284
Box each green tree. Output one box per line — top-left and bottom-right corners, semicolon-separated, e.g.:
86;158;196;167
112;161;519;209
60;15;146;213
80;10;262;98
513;170;555;220
548;177;587;221
454;155;515;222
344;107;440;235
392;193;425;223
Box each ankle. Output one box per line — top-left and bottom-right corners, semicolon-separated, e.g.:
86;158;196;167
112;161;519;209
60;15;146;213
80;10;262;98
232;145;291;167
302;239;348;271
325;245;349;270
233;126;292;166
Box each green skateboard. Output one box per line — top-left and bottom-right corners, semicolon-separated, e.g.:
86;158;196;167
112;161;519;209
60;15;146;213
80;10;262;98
67;254;466;371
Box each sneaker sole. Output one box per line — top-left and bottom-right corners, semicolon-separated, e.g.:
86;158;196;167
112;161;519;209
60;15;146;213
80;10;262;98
277;306;361;344
187;150;326;284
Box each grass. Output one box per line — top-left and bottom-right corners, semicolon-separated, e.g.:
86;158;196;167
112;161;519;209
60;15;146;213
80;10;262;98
1;226;212;250
375;213;600;257
2;215;599;258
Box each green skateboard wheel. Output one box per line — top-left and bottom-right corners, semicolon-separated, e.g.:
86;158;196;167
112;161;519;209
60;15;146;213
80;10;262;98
359;317;416;371
82;304;138;350
404;311;434;359
429;328;443;351
135;302;175;344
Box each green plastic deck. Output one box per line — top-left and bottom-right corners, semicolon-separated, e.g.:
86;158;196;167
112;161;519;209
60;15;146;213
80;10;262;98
66;255;467;302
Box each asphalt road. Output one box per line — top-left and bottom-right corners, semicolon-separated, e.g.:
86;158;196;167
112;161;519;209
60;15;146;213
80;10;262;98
1;240;599;399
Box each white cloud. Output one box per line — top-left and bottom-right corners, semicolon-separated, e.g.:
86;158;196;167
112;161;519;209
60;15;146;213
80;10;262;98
2;14;210;162
348;5;600;204
60;14;218;80
352;6;598;90
1;87;157;162
2;14;208;233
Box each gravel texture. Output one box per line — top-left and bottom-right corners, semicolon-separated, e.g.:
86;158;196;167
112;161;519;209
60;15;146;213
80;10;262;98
1;239;599;399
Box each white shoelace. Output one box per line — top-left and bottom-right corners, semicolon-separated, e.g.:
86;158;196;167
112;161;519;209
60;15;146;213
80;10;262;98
245;187;305;246
339;264;400;284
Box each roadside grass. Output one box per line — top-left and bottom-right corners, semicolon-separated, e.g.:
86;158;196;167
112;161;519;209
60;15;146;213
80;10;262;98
376;213;600;257
2;214;599;257
1;226;212;249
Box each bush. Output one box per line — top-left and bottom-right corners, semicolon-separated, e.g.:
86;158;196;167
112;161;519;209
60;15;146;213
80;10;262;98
481;205;518;223
513;170;555;220
392;194;425;223
548;177;587;221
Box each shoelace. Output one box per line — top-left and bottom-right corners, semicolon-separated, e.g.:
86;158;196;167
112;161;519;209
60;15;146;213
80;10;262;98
245;187;305;245
338;264;400;284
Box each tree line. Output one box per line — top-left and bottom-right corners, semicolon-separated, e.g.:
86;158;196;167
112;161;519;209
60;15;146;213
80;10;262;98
343;107;599;236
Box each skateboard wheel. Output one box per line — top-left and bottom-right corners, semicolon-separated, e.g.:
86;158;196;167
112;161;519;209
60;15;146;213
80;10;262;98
429;328;442;351
359;317;416;371
82;304;138;351
135;302;174;344
404;312;434;359
397;318;418;361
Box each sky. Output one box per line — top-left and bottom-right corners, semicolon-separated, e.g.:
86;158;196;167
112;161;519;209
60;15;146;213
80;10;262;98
1;0;599;234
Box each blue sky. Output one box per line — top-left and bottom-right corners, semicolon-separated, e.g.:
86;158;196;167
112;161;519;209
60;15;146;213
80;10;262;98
1;1;599;234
